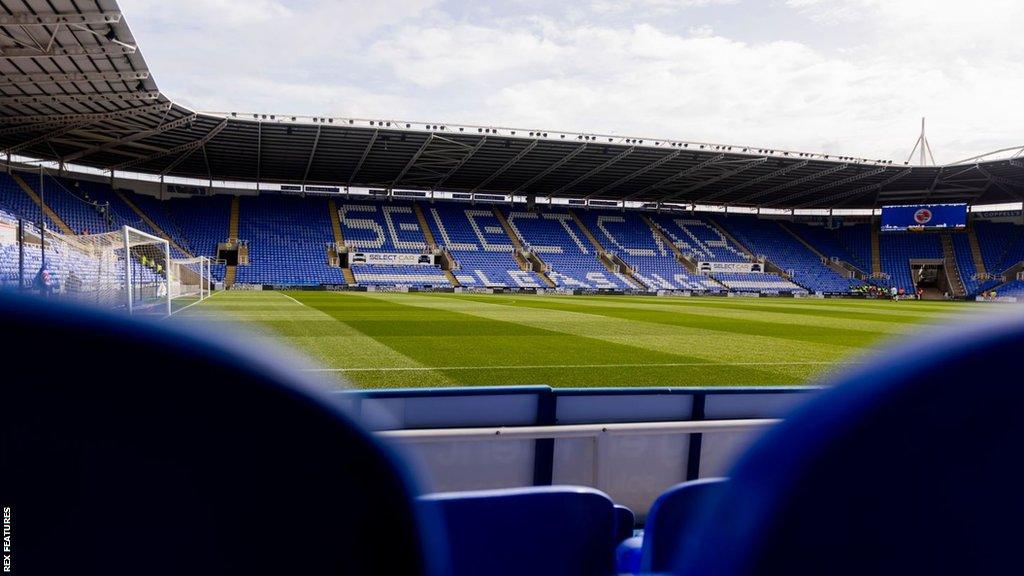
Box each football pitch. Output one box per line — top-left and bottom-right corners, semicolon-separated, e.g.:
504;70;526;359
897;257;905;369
177;290;979;389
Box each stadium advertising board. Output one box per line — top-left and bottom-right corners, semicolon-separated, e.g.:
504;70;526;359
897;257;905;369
698;261;764;273
880;203;967;232
349;252;436;266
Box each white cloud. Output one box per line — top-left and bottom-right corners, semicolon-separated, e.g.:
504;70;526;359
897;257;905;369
120;0;1024;164
589;0;738;14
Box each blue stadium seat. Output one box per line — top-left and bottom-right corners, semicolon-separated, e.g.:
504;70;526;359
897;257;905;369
426;201;546;287
714;215;861;293
638;478;728;574
614;503;636;544
576;209;722;291
506;209;634;289
420;486;617;576
675;308;1024;575
0;294;443;576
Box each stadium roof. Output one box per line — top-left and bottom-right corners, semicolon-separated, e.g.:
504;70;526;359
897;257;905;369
2;0;1023;209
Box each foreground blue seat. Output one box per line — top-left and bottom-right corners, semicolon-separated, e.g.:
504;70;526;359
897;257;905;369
640;478;728;573
614;504;637;543
676;309;1024;575
0;295;442;576
420;486;617;576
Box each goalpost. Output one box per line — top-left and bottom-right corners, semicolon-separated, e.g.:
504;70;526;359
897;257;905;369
168;255;212;306
25;225;211;317
122;225;172;315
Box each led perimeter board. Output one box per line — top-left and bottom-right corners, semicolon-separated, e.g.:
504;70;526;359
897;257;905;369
880;203;968;232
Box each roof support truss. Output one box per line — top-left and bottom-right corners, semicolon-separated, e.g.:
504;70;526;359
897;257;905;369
393;135;483;188
626;154;726;200
548;146;635;198
390;135;435;187
769;166;888;207
1;120;94;155
976;166;1024;199
0;44;135;58
0;71;149;88
109;119;228;172
0;12;122;26
471;139;538;193
302;125;322;185
701;160;809;203
512;144;587;194
659;157;768;203
585;150;681;199
801;168;913;208
735;163;849;204
61;113;195;163
432;137;487;191
348;130;378;182
0;92;160;107
0;103;172;126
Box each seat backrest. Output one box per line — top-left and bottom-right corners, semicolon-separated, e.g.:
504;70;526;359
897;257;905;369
676;310;1024;575
640;478;727;573
614;504;636;543
0;295;440;576
420;486;617;576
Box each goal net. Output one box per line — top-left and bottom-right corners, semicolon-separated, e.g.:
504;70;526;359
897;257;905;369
169;255;212;305
20;224;174;316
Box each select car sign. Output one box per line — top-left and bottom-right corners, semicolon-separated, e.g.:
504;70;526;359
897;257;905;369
698;261;764;273
350;252;436;266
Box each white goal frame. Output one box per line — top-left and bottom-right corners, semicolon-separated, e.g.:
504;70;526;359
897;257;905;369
123;225;172;316
169;255;213;310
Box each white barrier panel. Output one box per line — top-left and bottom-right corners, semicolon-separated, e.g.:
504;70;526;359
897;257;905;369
0;219;15;244
350;252;435;266
698;261;765;273
381;418;778;518
975;296;1019;303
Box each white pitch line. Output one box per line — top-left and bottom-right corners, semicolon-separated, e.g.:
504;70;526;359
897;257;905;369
166;289;222;317
275;291;313;308
302;360;864;372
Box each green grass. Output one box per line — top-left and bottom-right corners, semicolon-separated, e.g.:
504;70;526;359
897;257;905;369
175;290;981;389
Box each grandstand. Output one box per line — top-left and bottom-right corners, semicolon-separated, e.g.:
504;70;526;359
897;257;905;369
2;164;1023;299
0;1;1022;302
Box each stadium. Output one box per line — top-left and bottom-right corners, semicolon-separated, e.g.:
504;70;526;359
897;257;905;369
2;1;1024;575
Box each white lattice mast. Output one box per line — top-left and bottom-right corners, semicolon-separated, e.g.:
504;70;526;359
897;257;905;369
906;117;937;166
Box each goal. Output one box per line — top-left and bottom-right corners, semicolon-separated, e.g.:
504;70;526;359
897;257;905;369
169;255;212;305
13;224;212;316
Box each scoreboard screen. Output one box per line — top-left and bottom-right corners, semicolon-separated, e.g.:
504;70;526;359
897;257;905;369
880;203;967;232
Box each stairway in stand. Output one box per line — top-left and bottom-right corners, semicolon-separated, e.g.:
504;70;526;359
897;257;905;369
940;233;966;298
967;222;987;275
117;190;192;256
12;173;74;235
228;196;240;239
225;196;240;288
492;206;556;287
871;223;882;276
327;198;356;286
568;210;644;289
413;202;459;287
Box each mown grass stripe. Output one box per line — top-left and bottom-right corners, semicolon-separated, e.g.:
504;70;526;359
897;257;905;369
177;291;982;389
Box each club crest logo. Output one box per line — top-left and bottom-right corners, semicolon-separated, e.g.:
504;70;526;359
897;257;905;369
914;208;933;224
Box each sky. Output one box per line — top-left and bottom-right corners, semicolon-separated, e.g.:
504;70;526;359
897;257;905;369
118;0;1024;165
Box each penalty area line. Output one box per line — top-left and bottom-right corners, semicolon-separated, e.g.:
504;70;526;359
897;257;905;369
166;289;223;317
277;291;308;307
302;360;865;373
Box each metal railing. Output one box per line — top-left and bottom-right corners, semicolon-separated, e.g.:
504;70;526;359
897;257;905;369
379;418;778;443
